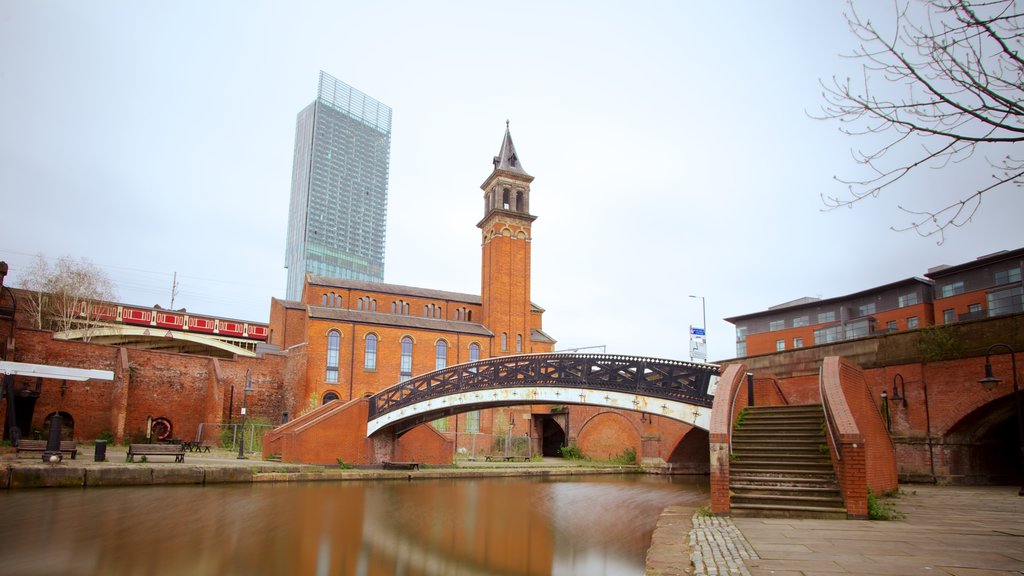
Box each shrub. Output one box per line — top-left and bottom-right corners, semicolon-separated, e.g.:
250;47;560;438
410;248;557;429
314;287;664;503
559;444;585;460
96;430;115;443
609;446;637;465
867;488;903;520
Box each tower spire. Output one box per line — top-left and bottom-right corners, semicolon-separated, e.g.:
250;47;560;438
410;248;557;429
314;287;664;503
492;121;529;176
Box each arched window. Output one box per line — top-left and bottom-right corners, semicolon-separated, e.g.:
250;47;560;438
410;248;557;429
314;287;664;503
516;334;523;353
501;333;508;351
435;340;447;370
364;334;377;370
357;298;364;311
466;309;472;322
326;330;340;383
323;391;340;404
455;309;462;321
400;336;413;381
321;294;328;306
469;343;480;363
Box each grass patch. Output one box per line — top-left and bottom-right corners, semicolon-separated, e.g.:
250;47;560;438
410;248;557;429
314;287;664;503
733;407;748;430
867;488;904;520
695;504;713;518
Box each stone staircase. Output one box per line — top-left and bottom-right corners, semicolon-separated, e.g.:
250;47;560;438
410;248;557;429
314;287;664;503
729;404;847;519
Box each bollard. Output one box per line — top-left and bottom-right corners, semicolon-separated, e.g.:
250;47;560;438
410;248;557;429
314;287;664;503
94;439;107;462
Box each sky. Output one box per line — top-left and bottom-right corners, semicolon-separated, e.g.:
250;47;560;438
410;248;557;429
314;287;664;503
0;1;1020;363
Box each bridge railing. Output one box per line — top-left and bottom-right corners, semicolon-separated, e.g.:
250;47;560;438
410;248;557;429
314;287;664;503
367;353;719;421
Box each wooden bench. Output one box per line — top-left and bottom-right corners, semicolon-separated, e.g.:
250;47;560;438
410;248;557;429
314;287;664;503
127;443;185;463
485;455;529;462
382;461;420;471
16;440;78;459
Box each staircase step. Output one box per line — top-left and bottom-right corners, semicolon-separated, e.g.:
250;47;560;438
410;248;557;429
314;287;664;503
742;414;823;422
737;426;823;434
732;460;834;470
731;483;840;497
732;493;844;508
744;407;822;413
730;471;838;484
733;453;827;461
730;503;847;520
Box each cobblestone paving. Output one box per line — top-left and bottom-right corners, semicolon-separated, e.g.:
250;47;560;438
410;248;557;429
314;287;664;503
689;513;759;576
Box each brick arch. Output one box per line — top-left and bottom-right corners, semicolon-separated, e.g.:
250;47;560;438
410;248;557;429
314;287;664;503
943;394;1022;484
575;410;640;461
666;427;709;473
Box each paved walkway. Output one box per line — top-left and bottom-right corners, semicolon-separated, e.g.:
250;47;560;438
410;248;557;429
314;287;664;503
688;485;1024;576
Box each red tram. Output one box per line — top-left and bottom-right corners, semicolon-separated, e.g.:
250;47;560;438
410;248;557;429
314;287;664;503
79;302;268;341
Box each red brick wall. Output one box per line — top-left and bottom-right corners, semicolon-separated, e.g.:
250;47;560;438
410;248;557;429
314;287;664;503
262;397;452;466
823;357;900;516
2;327;294;444
709;363;748;514
575;410;639;460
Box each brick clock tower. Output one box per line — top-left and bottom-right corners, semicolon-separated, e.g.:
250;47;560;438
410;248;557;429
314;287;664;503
479;123;536;357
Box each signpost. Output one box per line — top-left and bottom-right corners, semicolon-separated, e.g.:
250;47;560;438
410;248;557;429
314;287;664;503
689;326;707;362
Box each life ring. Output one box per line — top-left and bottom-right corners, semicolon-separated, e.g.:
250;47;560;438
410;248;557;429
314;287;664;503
151;417;172;440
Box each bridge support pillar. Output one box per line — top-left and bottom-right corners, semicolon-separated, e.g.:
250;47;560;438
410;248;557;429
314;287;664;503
371;431;396;464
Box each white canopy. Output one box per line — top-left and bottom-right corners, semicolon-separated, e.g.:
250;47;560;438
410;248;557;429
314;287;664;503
0;361;114;381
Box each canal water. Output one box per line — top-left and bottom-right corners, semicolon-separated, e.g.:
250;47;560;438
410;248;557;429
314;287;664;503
0;474;707;575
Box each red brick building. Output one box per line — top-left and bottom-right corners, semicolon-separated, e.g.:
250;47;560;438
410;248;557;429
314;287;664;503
727;248;1023;358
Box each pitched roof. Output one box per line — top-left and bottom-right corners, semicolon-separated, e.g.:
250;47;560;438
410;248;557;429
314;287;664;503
308;306;494;336
308;276;481;304
492;121;529;176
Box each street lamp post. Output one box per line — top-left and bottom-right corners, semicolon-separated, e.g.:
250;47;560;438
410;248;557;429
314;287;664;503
978;343;1024;496
237;369;253;460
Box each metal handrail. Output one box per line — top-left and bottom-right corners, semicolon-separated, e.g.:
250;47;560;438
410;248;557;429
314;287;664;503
819;366;842;460
728;373;746;456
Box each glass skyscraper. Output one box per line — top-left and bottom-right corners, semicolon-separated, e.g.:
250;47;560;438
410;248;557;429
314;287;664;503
285;71;392;300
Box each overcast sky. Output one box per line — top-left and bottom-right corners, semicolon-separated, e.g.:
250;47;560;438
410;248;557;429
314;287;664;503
1;1;1020;362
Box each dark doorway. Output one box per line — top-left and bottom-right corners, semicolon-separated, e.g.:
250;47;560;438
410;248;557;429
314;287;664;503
946;395;1023;485
541;418;566;457
7;393;38;442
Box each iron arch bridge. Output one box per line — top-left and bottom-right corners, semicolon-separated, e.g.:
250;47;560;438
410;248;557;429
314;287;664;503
366;353;720;436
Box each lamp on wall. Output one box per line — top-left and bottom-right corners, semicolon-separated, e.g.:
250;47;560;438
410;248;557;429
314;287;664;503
237;369;253;460
880;389;891;432
891;374;907;408
977;343;1023;496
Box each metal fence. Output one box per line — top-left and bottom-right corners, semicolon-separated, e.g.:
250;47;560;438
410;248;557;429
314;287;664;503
447;432;534;461
194;422;275;454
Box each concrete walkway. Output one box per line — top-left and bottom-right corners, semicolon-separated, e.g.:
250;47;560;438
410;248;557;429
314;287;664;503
689;485;1024;576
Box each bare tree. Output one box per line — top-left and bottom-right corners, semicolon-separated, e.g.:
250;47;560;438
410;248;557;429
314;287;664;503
17;255;117;341
819;0;1023;244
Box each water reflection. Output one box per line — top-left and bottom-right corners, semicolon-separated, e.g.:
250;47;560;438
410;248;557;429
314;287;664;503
0;475;706;576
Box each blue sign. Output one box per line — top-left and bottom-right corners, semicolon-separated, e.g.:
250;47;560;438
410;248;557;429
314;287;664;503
690;327;705;336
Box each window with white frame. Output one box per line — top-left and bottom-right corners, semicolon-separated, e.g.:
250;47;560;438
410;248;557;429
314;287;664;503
400;337;413;381
326;330;340;383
